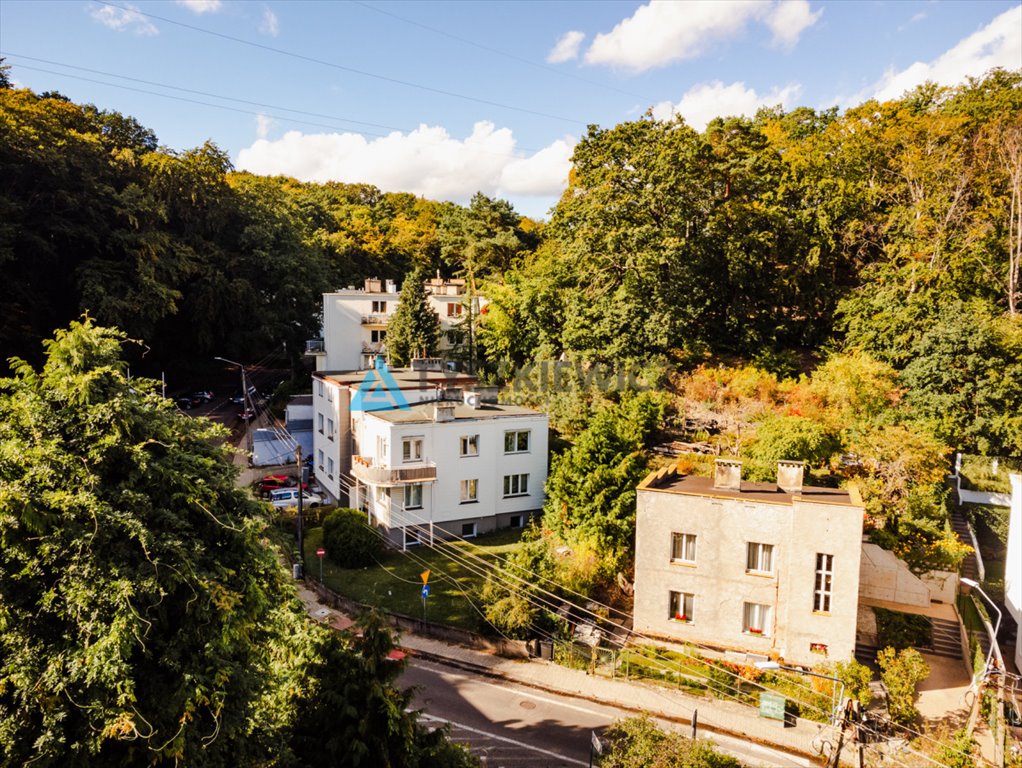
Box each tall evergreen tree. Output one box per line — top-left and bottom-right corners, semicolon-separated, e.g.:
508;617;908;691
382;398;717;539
386;266;442;367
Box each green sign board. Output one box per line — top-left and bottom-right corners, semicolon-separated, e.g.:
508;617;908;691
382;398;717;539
759;692;786;721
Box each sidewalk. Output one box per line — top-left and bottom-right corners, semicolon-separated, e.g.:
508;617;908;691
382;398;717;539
294;585;838;765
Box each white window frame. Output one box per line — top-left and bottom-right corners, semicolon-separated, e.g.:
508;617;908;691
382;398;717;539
461;522;477;538
317;449;324;470
316;380;324;397
404;483;423;510
447;302;463;317
504;430;530;454
403;528;421;547
669;591;694;623
326;457;334;479
372;300;387;313
460;434;479;457
402;437;424;463
671;532;697;564
460;479;478;504
371;328;387;343
509;514;523;529
743;602;771;636
814;553;834;613
326;418;335;441
503;473;529;497
746;542;774;574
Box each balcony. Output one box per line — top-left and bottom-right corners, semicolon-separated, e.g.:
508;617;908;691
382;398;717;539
361;315;389;325
351;456;437;486
304;338;325;354
361;341;386;353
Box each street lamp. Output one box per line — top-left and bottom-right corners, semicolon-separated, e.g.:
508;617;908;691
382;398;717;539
213;356;248;406
961;577;1002;678
754;660;846;727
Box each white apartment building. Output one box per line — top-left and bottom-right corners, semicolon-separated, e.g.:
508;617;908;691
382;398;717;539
310;277;485;371
633;459;864;667
311;362;547;545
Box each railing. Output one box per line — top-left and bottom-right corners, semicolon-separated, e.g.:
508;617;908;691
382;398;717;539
304;338;325;353
361;341;385;353
361;315;389;325
351;455;437;485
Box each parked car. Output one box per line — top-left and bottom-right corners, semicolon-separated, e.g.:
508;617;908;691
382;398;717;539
269;488;322;509
238;407;256;421
175;396;195;410
189;390;214;404
230;385;258;405
257;474;297;497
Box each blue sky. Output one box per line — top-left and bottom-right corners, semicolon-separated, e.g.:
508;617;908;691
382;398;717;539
2;0;1020;219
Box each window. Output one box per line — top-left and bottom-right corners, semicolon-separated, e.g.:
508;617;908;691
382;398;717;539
317;449;324;470
404;483;423;509
326;457;334;479
446;330;462;345
503;473;529;497
746;542;774;574
460;435;479;457
671;533;697;564
504;430;530;453
326;385;333;402
509;514;523;529
461;522;477;538
316;380;324;397
370;329;387;343
317;413;324;433
402;437;423;463
372;300;387;313
810;643;828;656
669;591;694;623
403;529;421;547
743;602;771;636
814;553;833;613
460;479;478;503
447;302;463;317
326;418;335;441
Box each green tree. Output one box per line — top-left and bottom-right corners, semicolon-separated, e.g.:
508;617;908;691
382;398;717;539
600;716;741;768
877;647;929;725
830;658;874;709
387;265;442;366
323;508;383;568
745;414;839;468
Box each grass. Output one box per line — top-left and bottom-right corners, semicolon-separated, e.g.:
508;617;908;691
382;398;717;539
958;455;1021;494
303;525;525;632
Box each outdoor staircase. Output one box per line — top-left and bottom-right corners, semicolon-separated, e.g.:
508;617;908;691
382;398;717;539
855;616;963;665
950;507;980;582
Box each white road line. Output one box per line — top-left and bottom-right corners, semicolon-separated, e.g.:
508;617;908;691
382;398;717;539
419;714;588;766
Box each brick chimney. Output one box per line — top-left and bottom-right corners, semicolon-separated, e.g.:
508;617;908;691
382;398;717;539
713;459;742;491
777;460;805;493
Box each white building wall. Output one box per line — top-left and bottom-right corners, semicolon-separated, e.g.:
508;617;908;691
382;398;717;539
322;290;398;370
1006;473;1022;673
312;378;349;503
633;485;862;667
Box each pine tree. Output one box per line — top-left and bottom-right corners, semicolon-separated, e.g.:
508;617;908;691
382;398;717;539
387;266;442;367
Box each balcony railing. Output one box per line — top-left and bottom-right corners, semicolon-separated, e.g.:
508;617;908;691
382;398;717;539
304;338;325;354
361;315;389;325
361;341;386;353
351;455;437;486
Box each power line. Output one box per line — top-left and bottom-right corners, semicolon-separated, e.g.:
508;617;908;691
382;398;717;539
95;1;587;127
351;0;653;103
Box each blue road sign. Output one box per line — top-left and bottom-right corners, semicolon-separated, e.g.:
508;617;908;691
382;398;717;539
421;584;430;598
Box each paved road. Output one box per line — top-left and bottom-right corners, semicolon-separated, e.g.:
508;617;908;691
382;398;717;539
401;659;818;768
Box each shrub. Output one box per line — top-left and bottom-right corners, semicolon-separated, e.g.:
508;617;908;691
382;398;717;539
831;658;874;708
874;607;932;651
322;508;382;568
877;647;929;725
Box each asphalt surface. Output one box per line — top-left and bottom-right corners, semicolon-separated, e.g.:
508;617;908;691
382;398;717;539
401;659;818;768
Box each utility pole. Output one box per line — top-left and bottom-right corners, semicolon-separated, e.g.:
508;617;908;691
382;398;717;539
296;444;304;576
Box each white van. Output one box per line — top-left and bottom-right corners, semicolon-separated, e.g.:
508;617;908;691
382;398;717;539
268;488;323;509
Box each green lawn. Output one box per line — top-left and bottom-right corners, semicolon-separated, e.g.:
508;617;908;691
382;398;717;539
302;526;524;632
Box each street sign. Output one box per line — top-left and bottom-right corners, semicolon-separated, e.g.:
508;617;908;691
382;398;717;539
590;731;603;755
420;569;430;584
760;692;786;721
421;584;430;598
316;548;325;557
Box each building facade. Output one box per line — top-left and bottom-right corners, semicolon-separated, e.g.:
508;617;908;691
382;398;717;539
633;459;864;667
310;277;485;371
311;362;546;545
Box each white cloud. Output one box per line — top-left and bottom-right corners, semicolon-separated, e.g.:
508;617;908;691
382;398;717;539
764;0;822;50
871;5;1022;102
89;3;158;35
176;0;222;13
582;0;819;72
235;122;575;203
547;30;586;63
255;114;274;140
653;80;802;130
260;7;279;36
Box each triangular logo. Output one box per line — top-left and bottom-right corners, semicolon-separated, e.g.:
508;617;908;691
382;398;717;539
351;358;410;412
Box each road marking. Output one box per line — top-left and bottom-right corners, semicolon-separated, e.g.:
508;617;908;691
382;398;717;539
420;714;588;766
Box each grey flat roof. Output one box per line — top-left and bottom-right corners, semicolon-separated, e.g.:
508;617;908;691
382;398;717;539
316;368;478;388
367;402;544;424
641;470;855;506
289;394;313;405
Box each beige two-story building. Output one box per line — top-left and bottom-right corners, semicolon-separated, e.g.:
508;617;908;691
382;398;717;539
633;459;864;666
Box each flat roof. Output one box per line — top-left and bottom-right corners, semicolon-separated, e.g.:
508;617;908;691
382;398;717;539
367;402;544;424
315;368;478;389
640;468;856;506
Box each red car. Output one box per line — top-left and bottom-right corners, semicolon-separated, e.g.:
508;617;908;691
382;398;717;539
257;475;297;497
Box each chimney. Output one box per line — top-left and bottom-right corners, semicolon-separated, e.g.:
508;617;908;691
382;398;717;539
463;391;481;409
385;279;397;293
713;459;742;491
433;402;456;422
777;460;805;493
364;277;382;292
